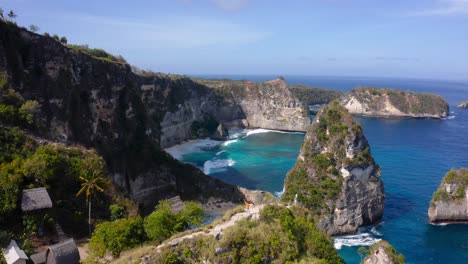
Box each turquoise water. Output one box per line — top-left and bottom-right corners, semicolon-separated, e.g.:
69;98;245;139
168;76;468;263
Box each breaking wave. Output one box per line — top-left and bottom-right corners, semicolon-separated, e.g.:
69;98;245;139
333;228;382;250
164;139;221;160
203;159;236;175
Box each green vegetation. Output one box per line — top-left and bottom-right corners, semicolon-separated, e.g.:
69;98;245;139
67;44;127;63
89;217;147;257
351;86;448;116
149;205;343;263
361;240;405;264
430;168;468;206
191;115;219;138
290;85;343;105
88;200;203;258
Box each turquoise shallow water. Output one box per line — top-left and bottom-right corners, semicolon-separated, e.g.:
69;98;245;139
168;76;468;264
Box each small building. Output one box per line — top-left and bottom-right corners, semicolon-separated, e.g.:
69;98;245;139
167;196;184;213
21;187;53;212
1;240;28;264
45;239;80;264
30;251;46;264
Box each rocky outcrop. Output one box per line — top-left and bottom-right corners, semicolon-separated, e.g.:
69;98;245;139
458;101;468;109
428;168;468;224
196;77;311;132
0;21;245;212
282;101;384;235
340;87;449;118
210;123;229;140
363;241;405;264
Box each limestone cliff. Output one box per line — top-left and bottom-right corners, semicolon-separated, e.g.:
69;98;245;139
0;21;244;212
282;101;384;235
458;101;468;109
428;168;468;224
195;77;311;132
363;241;405;264
340;87;449;119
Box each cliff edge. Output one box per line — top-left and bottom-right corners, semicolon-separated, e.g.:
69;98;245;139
282;101;384;235
428;168;468;224
340;87;449;119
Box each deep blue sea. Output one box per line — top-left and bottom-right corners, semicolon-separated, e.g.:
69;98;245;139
167;76;468;264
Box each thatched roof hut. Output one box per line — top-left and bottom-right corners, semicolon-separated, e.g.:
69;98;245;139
29;251;46;264
168;196;184;213
21;188;53;212
1;240;28;264
45;239;79;264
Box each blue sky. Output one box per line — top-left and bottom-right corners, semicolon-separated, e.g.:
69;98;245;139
1;0;468;80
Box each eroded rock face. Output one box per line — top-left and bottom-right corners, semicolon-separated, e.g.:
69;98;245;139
340;87;449;119
457;101;468;109
282;101;384;235
0;22;244;212
428;168;468;224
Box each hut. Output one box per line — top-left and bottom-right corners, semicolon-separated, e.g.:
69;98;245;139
45;239;80;264
167;196;184;213
21;188;53;212
29;251;46;264
1;240;28;264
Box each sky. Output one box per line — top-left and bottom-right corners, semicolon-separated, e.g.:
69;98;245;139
1;0;468;80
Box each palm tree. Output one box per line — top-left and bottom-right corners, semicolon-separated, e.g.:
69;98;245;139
7;10;16;21
76;170;108;236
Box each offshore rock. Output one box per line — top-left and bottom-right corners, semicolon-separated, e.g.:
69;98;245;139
340;86;449;118
428;168;468;224
282;101;384;235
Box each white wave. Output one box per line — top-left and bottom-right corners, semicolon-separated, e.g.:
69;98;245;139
215;150;226;156
447;115;455;120
245;128;305;136
164;139;221;160
222;139;239;146
203;159;236;174
333;232;381;250
274;190;284;198
370;227;382;236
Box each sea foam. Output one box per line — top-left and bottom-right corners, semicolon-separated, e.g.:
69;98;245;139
164;138;221;160
333;230;382;250
203;158;236;175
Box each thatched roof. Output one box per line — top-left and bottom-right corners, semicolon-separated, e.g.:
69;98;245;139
1;240;28;264
21;187;53;212
168;196;184;213
30;251;46;264
46;239;79;264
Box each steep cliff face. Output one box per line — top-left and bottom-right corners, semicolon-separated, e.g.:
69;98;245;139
282;101;384;235
195;77;311;132
340;87;449;118
363;241;405;264
428;168;468;224
0;21;244;212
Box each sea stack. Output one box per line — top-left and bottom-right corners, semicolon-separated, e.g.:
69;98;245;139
428;168;468;224
340;87;449;118
457;101;468;109
282;101;385;235
362;241;405;264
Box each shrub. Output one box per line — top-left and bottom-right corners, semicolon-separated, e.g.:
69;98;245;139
89;217;146;257
109;204;126;221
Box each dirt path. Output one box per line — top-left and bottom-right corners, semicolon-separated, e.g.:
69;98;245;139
157;204;264;250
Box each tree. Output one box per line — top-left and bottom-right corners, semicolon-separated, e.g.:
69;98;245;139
52;34;59;41
29;24;39;33
144;201;176;243
0;8;4;19
76;167;108;236
7;10;16;21
59;36;67;44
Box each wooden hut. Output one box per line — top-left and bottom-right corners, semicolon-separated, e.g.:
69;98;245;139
45;239;80;264
21;188;53;212
1;240;28;264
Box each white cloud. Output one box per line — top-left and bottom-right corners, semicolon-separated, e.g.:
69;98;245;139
406;0;468;16
75;14;271;49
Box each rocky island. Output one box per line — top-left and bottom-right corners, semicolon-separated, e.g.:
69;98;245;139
428;168;468;224
340;86;449;119
457;100;468;109
282;101;385;235
362;241;405;264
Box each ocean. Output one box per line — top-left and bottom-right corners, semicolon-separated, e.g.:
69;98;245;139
166;75;468;264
